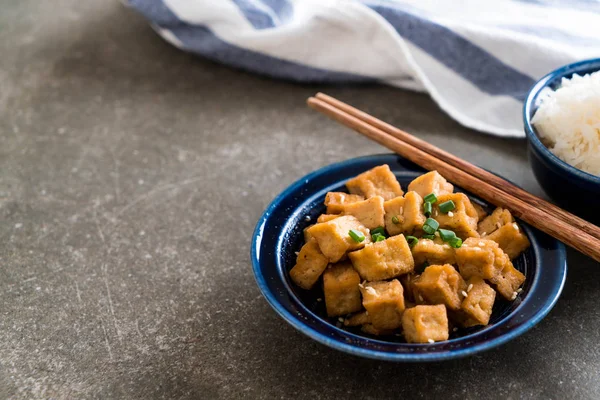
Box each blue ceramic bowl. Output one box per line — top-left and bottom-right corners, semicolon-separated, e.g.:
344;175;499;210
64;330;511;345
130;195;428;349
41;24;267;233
251;154;566;362
524;58;600;224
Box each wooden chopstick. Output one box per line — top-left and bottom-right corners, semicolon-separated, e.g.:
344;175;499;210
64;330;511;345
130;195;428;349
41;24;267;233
315;92;600;243
307;95;600;262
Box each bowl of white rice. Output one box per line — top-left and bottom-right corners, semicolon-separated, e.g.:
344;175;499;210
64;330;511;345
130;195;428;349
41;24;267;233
524;58;600;224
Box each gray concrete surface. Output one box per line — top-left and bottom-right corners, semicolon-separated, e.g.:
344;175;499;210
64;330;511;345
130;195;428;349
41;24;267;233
1;1;599;399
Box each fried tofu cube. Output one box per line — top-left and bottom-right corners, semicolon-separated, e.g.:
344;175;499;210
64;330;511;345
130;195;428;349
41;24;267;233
307;216;371;263
400;273;419;303
303;225;314;242
345;164;403;200
360;280;405;330
322;262;362;317
455;238;525;300
478;207;513;236
491;258;526;301
413;264;467;311
317;214;341;223
338;196;385;230
486;223;530;259
289;239;329;290
343;311;370;327
407;171;454;199
324;192;365;214
456;277;496;327
432;193;479;239
383;191;426;236
472;202;488;221
348;234;414;281
361;324;395;336
411;238;456;266
402;305;449;343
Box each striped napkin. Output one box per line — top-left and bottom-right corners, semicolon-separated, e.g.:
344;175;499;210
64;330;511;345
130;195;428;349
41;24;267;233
128;0;600;137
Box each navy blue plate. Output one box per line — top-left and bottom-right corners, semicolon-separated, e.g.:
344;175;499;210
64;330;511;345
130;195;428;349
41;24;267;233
251;154;567;362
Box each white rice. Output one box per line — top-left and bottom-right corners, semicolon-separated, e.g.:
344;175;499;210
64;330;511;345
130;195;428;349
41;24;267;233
532;71;600;175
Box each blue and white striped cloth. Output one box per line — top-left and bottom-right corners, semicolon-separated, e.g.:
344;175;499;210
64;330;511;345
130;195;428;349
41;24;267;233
128;0;600;137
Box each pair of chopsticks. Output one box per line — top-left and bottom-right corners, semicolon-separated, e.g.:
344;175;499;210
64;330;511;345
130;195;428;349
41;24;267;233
307;93;600;263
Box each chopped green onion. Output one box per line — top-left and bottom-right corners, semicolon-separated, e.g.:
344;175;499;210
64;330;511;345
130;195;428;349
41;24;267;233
423;201;432;217
349;229;365;243
439;200;456;213
405;235;419;247
422;218;439;234
421;234;435;240
438;228;457;242
424;193;438;204
449;237;463;248
371;227;386;237
391;215;400;225
372;233;386;242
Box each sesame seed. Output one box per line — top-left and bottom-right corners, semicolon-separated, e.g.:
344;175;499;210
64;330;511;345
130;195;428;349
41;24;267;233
305;216;311;221
365;311;369;316
453;327;458;332
366;287;378;296
294;251;299;256
316;298;322;302
513;223;519;231
338;317;344;323
434;231;440;237
358;283;364;289
418;295;424;302
517;288;523;293
461;291;468;297
395;333;402;337
496;222;502;229
467;284;473;292
511;292;518;300
481;231;487;237
473;246;481;251
478;241;485;246
447;211;454;217
427;339;434;344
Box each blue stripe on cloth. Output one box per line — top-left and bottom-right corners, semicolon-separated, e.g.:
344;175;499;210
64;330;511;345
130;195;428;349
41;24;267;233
259;0;294;22
127;0;180;25
368;4;536;100
231;0;277;29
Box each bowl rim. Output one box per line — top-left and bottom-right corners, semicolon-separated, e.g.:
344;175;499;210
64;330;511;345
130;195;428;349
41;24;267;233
251;154;567;362
523;57;600;185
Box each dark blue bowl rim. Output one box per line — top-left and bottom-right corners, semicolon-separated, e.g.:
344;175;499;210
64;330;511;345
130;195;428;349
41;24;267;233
251;154;567;362
523;57;600;185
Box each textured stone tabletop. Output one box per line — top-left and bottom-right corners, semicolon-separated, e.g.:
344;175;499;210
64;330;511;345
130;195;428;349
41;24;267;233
1;1;599;399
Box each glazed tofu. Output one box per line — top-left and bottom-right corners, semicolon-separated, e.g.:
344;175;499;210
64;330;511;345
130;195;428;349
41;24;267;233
324;192;365;214
317;214;341;223
413;264;467;311
289;239;329;290
478;207;513;236
303;225;314;242
407;171;454;199
457;277;496;327
402;305;449;343
348;234;415;281
486;223;530;259
322;262;362;317
432;193;479;239
343;311;370;327
400;273;419;303
360;280;405;330
345;164;403;200
307;216;371;263
338;196;385;230
455;238;525;300
383;191;426;236
411;238;456;266
472;202;488;221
